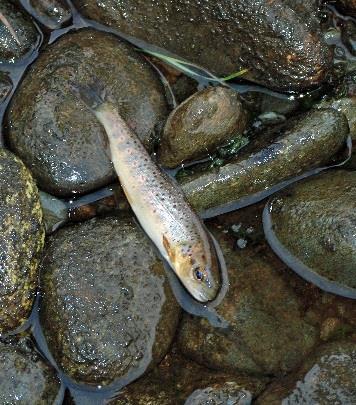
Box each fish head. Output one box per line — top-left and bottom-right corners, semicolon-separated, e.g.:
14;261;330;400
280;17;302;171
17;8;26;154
163;235;220;303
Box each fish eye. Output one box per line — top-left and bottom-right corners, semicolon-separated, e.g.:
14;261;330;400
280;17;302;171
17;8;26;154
194;268;204;281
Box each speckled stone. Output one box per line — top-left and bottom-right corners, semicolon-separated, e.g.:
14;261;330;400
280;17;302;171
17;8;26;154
0;0;40;65
40;216;180;386
7;28;168;196
256;340;356;404
0;339;60;404
266;171;356;298
0;148;44;334
72;0;332;91
177;223;318;376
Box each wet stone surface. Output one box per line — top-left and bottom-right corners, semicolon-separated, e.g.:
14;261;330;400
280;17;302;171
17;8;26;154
337;0;356;17
211;201;356;341
73;0;332;92
341;19;356;56
0;0;41;65
40;216;180;386
0;339;60;404
177;222;318;377
29;0;72;30
180;108;349;216
185;383;252;405
265;170;356;298
158;86;248;168
7;28;168;196
256;339;356;404
110;349;266;404
316;70;356;168
0;148;44;335
0;71;12;102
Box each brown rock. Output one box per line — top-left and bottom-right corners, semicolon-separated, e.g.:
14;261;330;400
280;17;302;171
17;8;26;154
159;86;248;168
72;0;332;92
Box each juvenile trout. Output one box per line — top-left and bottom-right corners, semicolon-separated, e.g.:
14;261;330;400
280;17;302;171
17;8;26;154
74;84;221;302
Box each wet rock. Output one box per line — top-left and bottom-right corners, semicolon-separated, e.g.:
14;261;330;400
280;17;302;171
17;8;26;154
0;0;41;65
68;184;130;223
0;149;44;334
110;350;266;404
7;28;168;196
337;0;356;17
29;0;72;29
341;20;356;56
185;383;252;405
256;340;356;404
316;70;356;168
73;0;331;92
39;191;67;234
177;223;318;376
264;170;356;299
0;71;12;102
171;75;197;105
179;108;349;216
0;339;60;403
40;216;180;386
212;201;356;342
257;93;301;117
159;87;248;168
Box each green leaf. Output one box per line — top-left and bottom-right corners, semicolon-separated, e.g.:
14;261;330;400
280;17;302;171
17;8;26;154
138;48;247;85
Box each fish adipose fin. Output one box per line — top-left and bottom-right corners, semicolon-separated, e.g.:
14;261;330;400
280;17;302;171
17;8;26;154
69;79;107;111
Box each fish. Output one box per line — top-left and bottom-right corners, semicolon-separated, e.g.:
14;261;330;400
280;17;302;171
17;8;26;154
72;82;221;302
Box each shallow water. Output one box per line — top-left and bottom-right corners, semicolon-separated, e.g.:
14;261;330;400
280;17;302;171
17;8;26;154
0;1;355;403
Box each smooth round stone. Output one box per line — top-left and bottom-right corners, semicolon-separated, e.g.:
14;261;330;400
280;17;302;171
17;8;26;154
0;148;44;334
0;339;60;404
7;28;168;196
40;216;180;386
256;340;356;404
264;171;356;299
0;0;41;65
158;86;248;168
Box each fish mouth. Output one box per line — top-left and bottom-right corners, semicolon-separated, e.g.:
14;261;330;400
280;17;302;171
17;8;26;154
185;280;218;303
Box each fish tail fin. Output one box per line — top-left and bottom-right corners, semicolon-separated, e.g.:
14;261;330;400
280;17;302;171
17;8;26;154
69;79;107;111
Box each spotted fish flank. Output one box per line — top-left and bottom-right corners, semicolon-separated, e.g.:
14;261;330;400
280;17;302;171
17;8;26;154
73;83;221;302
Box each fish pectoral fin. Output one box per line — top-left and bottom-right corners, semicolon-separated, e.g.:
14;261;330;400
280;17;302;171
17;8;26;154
162;235;175;262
